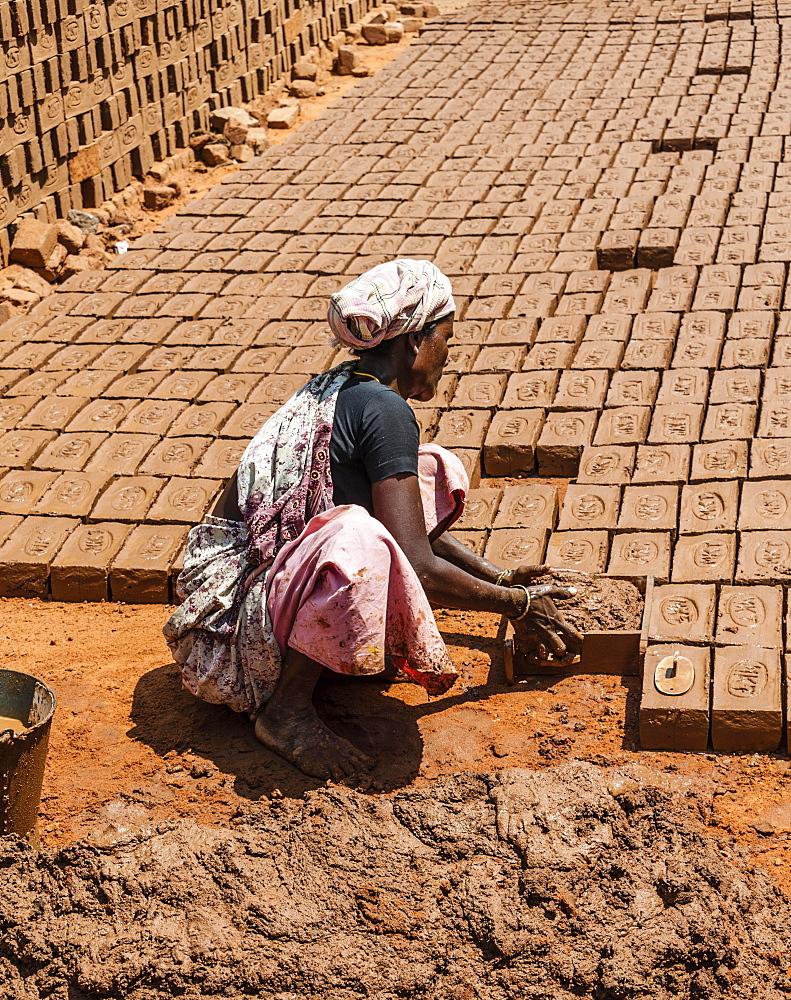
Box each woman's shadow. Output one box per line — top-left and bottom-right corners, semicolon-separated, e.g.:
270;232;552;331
128;661;469;800
127;626;512;800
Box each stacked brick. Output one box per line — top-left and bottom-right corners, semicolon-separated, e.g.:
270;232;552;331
0;0;383;264
2;0;791;630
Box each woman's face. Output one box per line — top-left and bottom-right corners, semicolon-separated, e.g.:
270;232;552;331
407;314;454;401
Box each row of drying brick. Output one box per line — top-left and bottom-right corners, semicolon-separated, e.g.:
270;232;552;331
452;481;791;585
641;643;785;751
0;512;187;604
0;0;382;254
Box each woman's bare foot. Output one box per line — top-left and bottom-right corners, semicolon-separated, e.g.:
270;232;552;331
255;702;374;782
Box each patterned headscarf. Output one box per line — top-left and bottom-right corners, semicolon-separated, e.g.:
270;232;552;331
328;258;455;349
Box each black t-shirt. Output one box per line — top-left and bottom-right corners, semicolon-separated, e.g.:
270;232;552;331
330;375;419;515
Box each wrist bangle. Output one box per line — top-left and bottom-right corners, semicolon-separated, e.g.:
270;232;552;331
507;584;531;621
495;568;513;587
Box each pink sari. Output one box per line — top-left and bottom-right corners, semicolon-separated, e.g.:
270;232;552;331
164;363;466;716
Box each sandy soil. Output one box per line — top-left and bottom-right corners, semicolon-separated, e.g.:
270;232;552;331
4;586;791;898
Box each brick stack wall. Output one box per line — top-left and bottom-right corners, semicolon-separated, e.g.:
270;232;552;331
0;0;382;263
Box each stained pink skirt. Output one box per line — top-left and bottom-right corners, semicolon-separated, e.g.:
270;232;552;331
266;444;466;695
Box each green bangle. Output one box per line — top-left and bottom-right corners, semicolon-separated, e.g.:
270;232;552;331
507;584;531;621
495;568;513;587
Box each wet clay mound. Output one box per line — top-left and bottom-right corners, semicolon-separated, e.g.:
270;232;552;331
542;573;644;632
2;765;791;1000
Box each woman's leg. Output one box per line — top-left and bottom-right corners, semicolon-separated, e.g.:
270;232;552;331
255;647;374;781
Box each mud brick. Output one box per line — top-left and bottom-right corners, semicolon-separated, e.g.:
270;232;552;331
19;396;88;432
194;439;247;481
545;530;609;575
220;404;279;440
537;411;597;477
138;437;210;478
640;644;711;751
757;401;791;439
139;346;195;371
618;485;679;533
577;446;635;486
605;371;659;409
451;374;507;410
0;471;60;515
621;338;674;370
648;405;704;445
764;368;791;402
631;312;680;340
584;315;631;344
196;375;261;405
471;346;525;374
85;435;158;477
33;468;111;517
711;645;782;752
558;485;620;531
232;348;290;375
721;339;770;369
534;317;586;347
646;285;695;313
183;346;244;373
649;586;716;644
44;343;105;370
484;528;548;569
750;440;791;480
447;448;480;490
8;372;74;397
593;407;651;447
637;228;679;269
738;481;791;532
681;481;740;535
512;291;558;318
487;318;538;345
602;288;651;316
772;339;791;367
146;372;214;401
608;532;671;582
147;478;221;526
571;342;624;374
90;476;165;524
0;516;78;598
737;532;791;583
494;484;558;531
709;370;760;405
702;403;757;442
691;284;739;314
436;410;492;452
249;375;307;407
50;522;132;603
597;229;639;270
0;396;43;430
454;488;503;531
691;442;749;483
738;286;782;312
523;343;576;370
0;430;56;469
110;524;188;604
552;370;608;410
102;371;168;399
716;586;783;649
1;342;60;369
672;534;737;584
633;445;691;485
671;336;722;369
499;372;557;410
66;399;136;435
168;403;235;438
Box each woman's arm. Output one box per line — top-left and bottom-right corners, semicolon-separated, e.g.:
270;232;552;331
431;531;503;583
372;473;582;658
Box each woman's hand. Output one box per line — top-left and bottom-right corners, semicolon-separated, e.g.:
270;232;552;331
508;563;549;587
512;581;584;663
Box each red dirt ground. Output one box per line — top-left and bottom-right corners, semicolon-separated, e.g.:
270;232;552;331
4;582;791;897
